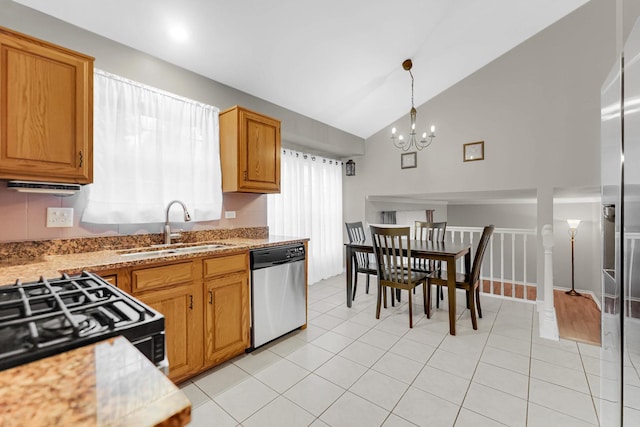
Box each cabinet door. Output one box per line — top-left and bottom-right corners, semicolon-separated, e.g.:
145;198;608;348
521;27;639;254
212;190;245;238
0;28;93;183
138;284;203;383
204;273;249;366
239;108;280;193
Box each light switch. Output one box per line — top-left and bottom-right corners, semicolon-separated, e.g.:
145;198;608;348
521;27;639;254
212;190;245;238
47;207;74;228
224;210;236;219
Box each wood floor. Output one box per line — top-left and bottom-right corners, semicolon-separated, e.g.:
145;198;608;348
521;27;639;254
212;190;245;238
481;280;537;301
553;289;601;346
479;281;601;345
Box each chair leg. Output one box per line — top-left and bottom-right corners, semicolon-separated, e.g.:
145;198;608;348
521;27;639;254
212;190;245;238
436;285;440;309
476;286;482;318
376;283;383;319
440;286;444;301
423;283;429;317
386;286;390;309
468;287;478;330
352;271;358;301
465;290;470;309
365;274;370;294
408;289;413;328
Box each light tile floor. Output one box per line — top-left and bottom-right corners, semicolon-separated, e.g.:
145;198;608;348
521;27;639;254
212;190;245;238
181;273;611;426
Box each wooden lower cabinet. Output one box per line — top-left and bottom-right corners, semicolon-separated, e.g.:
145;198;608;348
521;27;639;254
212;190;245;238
137;282;204;383
123;252;250;383
204;272;250;367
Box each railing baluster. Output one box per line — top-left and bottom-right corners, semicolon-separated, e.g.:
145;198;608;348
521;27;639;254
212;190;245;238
490;236;494;296
523;234;528;300
438;226;535;303
511;233;516;299
501;233;506;297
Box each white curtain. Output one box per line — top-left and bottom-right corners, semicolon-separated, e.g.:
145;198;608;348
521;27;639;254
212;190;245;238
268;149;343;285
83;70;222;224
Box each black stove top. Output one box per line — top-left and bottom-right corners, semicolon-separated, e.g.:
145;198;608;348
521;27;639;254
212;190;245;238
0;271;165;371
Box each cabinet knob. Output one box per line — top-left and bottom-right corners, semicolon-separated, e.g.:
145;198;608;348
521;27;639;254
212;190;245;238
189;294;193;310
209;290;213;305
79;151;83;167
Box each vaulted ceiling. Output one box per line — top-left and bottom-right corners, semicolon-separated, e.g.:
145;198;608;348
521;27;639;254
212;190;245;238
15;0;588;139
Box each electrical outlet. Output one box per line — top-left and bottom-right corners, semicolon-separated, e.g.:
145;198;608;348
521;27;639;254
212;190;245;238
224;210;236;219
47;207;74;228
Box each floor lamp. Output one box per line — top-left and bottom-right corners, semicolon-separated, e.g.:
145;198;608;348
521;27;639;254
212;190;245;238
567;219;581;296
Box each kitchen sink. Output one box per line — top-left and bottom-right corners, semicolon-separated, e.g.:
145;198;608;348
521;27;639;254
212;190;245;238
119;244;229;260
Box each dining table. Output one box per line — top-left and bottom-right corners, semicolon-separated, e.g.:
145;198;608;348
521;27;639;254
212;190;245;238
345;238;472;335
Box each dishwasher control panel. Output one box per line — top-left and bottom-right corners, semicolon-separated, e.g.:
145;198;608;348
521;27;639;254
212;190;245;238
250;244;306;270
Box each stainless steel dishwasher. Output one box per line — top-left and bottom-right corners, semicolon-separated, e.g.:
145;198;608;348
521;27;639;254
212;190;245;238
250;243;306;349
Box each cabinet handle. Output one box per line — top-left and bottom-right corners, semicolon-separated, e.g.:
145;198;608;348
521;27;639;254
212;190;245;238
78;151;83;167
209;290;213;305
189;295;193;310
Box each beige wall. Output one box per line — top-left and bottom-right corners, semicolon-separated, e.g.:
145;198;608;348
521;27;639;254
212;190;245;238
0;0;363;242
343;0;617;297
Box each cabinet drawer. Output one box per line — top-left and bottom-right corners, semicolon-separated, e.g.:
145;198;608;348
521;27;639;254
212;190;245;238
132;262;194;293
101;275;117;286
203;253;247;278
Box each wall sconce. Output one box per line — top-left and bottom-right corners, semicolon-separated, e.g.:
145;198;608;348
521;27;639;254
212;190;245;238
567;219;581;296
345;159;356;176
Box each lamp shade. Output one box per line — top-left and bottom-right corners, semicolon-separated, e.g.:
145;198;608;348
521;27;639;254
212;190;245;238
345;159;355;176
567;219;581;230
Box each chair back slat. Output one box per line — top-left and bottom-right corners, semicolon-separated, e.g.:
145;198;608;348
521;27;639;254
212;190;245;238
413;221;447;271
469;225;495;285
346;221;371;268
370;226;413;283
414;221;446;242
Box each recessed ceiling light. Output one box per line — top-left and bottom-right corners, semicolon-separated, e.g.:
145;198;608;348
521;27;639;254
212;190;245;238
169;25;189;42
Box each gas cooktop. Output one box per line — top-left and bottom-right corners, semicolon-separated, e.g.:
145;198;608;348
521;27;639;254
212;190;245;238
0;271;165;371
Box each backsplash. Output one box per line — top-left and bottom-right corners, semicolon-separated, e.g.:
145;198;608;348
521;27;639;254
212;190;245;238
0;183;267;242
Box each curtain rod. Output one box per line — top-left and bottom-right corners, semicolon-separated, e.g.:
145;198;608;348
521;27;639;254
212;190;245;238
281;148;343;165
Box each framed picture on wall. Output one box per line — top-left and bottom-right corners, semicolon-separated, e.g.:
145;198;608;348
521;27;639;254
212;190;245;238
401;152;417;169
463;141;484;162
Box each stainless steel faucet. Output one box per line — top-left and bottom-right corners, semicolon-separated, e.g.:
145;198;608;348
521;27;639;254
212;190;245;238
164;200;192;245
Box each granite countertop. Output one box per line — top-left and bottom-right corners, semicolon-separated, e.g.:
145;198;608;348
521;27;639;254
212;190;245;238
0;336;191;427
0;234;309;285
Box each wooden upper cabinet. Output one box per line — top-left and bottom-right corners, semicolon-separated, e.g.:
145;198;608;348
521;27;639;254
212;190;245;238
219;105;281;193
0;26;94;184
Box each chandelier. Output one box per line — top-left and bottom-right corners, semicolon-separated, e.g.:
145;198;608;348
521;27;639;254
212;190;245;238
391;59;436;151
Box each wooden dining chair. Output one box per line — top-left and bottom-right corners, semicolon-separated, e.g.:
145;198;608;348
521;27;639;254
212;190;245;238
412;221;447;304
426;225;494;330
345;221;377;301
370;225;428;328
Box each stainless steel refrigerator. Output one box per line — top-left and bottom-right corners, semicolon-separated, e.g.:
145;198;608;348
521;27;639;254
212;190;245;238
601;12;640;426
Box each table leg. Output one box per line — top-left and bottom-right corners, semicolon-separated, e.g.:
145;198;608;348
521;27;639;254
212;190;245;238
447;257;456;335
346;246;353;308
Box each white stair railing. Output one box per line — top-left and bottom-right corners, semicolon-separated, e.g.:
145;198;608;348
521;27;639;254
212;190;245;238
447;226;537;303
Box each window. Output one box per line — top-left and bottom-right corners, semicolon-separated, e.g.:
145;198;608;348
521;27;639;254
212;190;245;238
83;70;222;224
